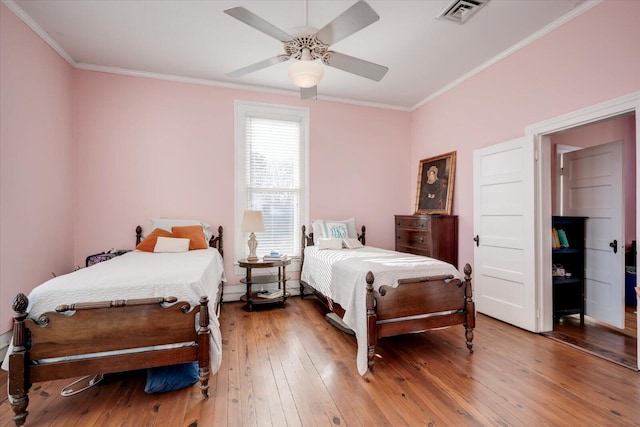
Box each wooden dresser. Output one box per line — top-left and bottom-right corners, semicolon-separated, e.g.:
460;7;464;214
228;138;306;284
395;214;458;267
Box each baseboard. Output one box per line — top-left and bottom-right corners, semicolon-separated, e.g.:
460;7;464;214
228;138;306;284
223;279;301;302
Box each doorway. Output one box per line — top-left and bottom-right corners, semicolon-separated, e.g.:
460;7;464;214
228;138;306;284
473;92;640;368
527;91;640;369
544;116;637;369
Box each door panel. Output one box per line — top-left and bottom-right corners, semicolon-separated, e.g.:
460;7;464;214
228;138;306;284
561;141;624;328
473;136;537;331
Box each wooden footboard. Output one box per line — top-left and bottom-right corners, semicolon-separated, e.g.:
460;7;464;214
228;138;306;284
8;224;224;425
365;263;474;371
8;294;211;426
299;224;474;373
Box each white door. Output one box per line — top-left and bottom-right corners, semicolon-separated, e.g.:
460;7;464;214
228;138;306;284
561;141;625;328
473;136;537;331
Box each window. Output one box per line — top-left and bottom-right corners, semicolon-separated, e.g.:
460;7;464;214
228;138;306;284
234;101;309;268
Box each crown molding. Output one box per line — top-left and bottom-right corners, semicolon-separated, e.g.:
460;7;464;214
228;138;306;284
411;0;603;111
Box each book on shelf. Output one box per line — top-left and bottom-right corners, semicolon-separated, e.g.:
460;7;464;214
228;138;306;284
557;229;570;248
552;228;560;249
256;288;283;299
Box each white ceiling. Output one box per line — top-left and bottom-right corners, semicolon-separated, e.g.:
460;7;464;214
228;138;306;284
6;0;598;110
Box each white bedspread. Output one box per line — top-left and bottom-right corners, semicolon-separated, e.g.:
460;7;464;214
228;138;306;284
2;248;226;373
301;246;464;375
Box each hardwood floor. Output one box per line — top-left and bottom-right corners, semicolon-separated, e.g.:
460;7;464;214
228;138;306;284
543;305;637;370
2;296;640;426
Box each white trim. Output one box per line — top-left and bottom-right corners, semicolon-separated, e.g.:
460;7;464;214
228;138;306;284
528;91;640;334
526;91;640;135
2;0;77;65
75;63;410;112
413;0;602;110
555;144;582;217
3;0;407;111
233;101;310;276
535;134;553;332
5;0;598;113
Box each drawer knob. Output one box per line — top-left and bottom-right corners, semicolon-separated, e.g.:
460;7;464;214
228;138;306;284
418;237;424;244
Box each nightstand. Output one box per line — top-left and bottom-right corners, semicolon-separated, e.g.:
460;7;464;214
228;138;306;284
238;258;291;311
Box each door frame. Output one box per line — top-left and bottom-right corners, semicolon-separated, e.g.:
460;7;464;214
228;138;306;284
525;91;640;333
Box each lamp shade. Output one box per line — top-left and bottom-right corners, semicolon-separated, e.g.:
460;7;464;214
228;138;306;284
288;59;324;88
241;210;265;233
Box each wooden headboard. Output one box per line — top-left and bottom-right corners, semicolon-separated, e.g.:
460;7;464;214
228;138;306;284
301;224;366;248
135;225;224;258
300;224;366;269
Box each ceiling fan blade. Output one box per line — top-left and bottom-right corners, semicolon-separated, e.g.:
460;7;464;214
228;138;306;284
300;86;317;100
314;1;380;46
227;56;290;78
324;51;388;81
224;7;294;43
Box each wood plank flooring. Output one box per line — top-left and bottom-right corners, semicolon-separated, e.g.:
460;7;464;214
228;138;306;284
1;296;640;426
542;305;637;370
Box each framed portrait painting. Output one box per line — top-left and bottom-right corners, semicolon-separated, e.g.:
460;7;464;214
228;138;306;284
415;151;456;215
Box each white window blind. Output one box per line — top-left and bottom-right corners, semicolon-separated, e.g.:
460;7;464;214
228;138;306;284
245;117;301;257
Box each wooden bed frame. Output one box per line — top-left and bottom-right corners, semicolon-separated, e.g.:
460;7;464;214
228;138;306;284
299;224;474;372
8;225;224;426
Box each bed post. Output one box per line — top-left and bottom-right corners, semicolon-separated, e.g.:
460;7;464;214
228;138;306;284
214;226;224;257
9;293;30;426
359;225;366;245
300;225;313;298
365;271;377;372
463;263;475;353
197;296;211;398
135;225;143;246
300;224;307;270
208;226;224;257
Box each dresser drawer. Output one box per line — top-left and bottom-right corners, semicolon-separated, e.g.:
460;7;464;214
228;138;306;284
396;230;432;252
395;217;431;232
395;214;458;267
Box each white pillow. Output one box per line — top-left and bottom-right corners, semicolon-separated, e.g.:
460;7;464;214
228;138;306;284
317;237;343;250
312;218;357;243
151;218;212;242
153;236;190;253
342;237;364;249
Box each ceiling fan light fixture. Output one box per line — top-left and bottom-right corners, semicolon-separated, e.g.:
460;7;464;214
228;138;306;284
288;59;324;88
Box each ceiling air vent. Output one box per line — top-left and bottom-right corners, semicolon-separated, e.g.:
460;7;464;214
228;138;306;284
436;0;489;24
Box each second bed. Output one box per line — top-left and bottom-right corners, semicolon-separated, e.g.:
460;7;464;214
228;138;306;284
300;224;474;375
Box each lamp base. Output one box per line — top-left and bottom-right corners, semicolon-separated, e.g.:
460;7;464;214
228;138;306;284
247;232;259;262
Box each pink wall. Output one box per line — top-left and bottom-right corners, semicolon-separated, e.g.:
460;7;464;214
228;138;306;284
3;0;640;331
551;115;637;246
410;0;640;268
73;71;412;285
0;4;75;330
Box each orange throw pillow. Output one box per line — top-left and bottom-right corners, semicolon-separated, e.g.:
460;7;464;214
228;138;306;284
136;228;173;252
172;225;208;250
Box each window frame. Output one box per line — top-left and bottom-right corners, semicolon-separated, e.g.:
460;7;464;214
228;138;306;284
234;101;310;275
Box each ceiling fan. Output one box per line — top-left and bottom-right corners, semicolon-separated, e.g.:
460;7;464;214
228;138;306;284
224;0;389;99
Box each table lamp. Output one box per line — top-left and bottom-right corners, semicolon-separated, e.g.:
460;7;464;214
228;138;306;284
241;210;265;261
